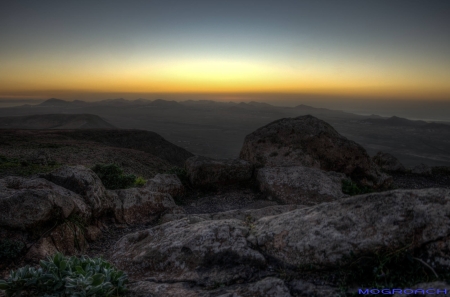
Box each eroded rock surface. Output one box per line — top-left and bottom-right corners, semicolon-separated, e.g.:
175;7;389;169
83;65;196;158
128;277;291;297
412;163;433;176
253;188;450;268
146;174;185;198
0;176;90;230
185;156;252;187
256;166;347;205
42;165;113;216
240;115;391;189
111;218;266;286
112;188;176;224
372;151;406;173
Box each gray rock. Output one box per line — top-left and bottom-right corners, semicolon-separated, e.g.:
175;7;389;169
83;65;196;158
127;277;290;297
289;279;339;297
235;277;291;297
112;188;176;224
0;177;90;230
240;115;391;189
110;218;266;285
391;282;450;296
412;163;433;175
146;174;185;198
372;151;406;173
127;281;206;297
42;165;113;216
253;188;450;268
185;156;252;187
160;205;300;224
256;166;347;205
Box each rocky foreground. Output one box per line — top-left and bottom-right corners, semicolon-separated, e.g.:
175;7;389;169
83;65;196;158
1;115;450;296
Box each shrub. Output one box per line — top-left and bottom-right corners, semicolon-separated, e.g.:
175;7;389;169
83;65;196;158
342;180;373;196
165;167;189;185
91;164;136;190
0;239;25;261
134;176;146;187
0;253;128;297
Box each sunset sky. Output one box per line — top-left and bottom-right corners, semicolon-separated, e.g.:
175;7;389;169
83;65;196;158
1;0;449;102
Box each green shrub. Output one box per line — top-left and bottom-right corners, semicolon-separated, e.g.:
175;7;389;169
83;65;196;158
134;176;146;187
91;164;136;190
342;180;373;196
0;253;128;297
0;239;25;261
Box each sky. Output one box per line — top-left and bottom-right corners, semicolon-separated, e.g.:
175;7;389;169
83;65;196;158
1;0;450;105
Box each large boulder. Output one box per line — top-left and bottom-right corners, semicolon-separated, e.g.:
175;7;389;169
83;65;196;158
0;177;92;260
42;165;113;216
251;188;450;268
185;156;253;187
146;174;185;198
372;151;406;173
112;188;177;224
240;115;391;189
0;177;90;230
110;219;266;286
256;166;347;205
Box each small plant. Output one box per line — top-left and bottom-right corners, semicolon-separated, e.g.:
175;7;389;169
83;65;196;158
92;163;137;190
0;253;128;297
0;239;25;261
134;176;146;187
342;180;373;196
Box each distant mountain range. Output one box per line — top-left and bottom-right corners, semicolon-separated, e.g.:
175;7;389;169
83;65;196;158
0;114;116;129
361;116;450;130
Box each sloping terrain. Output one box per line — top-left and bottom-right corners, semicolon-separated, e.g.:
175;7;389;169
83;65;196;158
0;98;449;166
0;129;193;178
0;114;116;129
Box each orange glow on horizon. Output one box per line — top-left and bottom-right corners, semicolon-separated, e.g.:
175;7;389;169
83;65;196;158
1;58;449;100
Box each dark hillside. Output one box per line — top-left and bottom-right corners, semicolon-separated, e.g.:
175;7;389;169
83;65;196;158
0;114;116;129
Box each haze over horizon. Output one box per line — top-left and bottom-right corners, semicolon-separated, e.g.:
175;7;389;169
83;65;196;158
1;0;450;116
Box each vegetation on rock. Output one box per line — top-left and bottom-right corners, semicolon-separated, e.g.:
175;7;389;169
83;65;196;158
0;253;128;297
91;163;141;190
0;239;25;262
0;155;60;177
341;179;373;196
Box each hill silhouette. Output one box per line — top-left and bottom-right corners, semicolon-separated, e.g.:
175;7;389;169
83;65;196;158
0;114;116;129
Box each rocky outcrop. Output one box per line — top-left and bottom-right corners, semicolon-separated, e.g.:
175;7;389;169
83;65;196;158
240;115;391;189
112;188;177;224
128;277;291;297
0;176;92;260
146;174;185;198
251;188;450;268
185;156;252;187
412;163;433;175
256;166;347;205
111;219;266;286
372;151;406;173
392;282;450;297
160;204;300;224
0;177;90;230
288;280;339;297
42;165;114;216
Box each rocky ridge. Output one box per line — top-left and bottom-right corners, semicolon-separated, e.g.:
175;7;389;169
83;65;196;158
1;115;450;296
